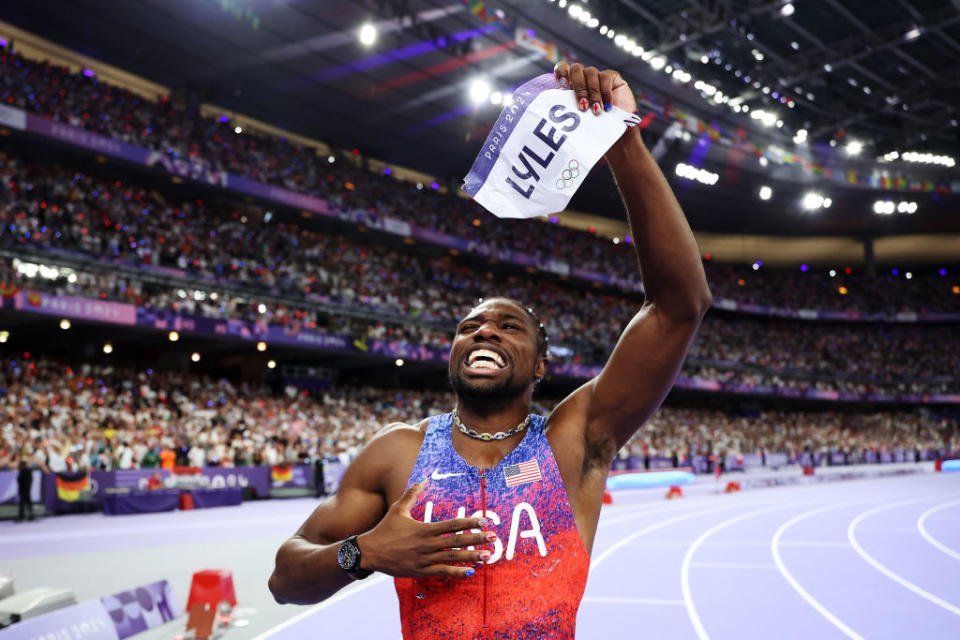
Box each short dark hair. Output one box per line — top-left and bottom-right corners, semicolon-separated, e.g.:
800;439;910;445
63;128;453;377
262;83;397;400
475;297;549;360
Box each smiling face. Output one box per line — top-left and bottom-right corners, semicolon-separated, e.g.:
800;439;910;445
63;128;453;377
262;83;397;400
448;299;547;402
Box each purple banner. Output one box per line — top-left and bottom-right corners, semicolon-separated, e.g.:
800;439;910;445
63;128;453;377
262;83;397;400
15;290;136;325
228;175;332;215
0;599;119;640
712;297;960;324
201;466;270;497
0;469;41;504
265;325;350;349
26;112;145;161
410;227;470;250
100;580;181;639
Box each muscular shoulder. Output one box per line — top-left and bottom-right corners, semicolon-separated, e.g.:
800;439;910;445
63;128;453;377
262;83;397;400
350;419;429;500
367;419;428;450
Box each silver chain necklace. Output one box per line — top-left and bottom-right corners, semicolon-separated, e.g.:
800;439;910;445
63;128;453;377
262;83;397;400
452;408;531;442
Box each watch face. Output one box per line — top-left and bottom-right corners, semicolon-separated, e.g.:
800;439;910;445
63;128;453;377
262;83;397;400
338;540;358;570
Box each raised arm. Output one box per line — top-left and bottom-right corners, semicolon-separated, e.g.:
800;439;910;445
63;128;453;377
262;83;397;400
591;125;712;445
268;426;491;605
553;63;712;453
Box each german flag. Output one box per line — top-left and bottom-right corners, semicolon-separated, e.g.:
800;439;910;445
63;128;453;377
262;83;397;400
56;471;90;502
0;283;19;298
271;465;293;483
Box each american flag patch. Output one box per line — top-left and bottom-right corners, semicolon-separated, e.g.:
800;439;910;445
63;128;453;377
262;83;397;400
504;459;542;487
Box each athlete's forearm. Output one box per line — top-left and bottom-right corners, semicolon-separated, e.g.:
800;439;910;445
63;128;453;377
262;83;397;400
605;127;711;320
268;535;358;605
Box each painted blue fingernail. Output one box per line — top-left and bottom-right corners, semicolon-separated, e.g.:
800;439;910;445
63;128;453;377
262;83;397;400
604;102;611;112
559;78;566;87
465;568;475;577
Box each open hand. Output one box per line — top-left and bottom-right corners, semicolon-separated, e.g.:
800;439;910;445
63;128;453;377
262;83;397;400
358;478;497;578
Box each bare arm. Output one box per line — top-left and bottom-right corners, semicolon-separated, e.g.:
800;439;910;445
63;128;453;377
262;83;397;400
588;126;711;448
551;63;711;455
267;435;390;604
268;426;492;605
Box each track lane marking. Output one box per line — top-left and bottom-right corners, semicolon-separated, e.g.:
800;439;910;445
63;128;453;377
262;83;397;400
590;503;751;573
771;502;867;640
917;499;960;562
848;499;960;617
681;502;805;640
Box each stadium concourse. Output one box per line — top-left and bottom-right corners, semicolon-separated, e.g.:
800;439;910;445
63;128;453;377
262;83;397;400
0;0;959;639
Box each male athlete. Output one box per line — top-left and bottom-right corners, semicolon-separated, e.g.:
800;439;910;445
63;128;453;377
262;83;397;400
268;62;712;638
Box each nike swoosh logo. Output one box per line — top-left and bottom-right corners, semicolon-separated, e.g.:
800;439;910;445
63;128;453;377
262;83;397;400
431;471;465;480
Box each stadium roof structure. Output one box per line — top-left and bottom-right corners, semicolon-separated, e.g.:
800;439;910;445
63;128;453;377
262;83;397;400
1;0;958;237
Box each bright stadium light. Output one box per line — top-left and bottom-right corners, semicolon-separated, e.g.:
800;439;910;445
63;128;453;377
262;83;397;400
845;140;863;156
780;3;795;16
267;360;277;369
191;352;201;363
168;331;179;342
257;341;267;352
103;343;113;354
59;319;71;330
873;200;895;215
469;78;491;104
359;23;377;46
802;192;825;210
490;91;503;105
759;185;773;200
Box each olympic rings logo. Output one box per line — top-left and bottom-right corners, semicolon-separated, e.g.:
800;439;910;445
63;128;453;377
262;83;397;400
555;159;581;190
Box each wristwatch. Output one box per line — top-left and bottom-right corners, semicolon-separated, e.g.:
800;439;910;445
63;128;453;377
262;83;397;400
337;535;372;580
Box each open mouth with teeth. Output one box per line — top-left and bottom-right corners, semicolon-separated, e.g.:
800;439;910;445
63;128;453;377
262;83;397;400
465;348;508;371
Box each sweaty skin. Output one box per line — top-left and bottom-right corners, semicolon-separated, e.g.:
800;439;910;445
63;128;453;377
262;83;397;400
268;61;712;622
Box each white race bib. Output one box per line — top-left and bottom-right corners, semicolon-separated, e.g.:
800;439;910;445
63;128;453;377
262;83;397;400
463;73;639;219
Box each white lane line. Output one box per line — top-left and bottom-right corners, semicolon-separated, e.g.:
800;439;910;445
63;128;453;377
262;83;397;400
848;500;960;617
583;596;685;606
691;561;776;570
591;503;748;572
250;574;390;640
771;502;866;640
682;502;800;640
917;500;960;562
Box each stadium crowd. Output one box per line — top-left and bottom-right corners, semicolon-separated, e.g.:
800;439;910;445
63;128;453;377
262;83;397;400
1;152;957;394
1;357;956;473
2;51;959;314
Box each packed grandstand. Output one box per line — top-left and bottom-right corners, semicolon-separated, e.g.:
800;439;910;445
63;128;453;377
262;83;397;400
0;40;958;478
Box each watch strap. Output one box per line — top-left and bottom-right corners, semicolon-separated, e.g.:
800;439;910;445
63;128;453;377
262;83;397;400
340;535;372;580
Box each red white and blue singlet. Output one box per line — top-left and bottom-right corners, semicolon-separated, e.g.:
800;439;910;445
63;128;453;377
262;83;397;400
394;412;590;639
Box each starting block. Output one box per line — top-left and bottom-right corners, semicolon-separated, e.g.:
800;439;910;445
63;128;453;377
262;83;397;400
666;486;683;499
187;570;237;611
186;602;220;640
602;490;613;504
724;481;741;493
